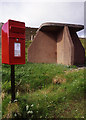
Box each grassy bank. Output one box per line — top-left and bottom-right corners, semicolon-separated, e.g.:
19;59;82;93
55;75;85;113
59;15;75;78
2;63;85;119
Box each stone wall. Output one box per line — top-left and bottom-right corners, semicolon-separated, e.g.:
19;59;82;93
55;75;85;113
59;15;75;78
25;27;38;41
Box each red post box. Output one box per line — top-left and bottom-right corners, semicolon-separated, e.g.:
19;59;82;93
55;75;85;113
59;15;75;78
2;19;25;65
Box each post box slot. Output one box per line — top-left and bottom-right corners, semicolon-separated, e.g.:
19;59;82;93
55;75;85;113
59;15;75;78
10;25;25;34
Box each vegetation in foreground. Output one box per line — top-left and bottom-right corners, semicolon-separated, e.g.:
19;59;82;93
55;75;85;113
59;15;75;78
1;39;86;119
2;63;85;119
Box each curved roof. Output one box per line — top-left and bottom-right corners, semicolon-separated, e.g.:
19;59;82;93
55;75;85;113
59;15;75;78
38;22;84;32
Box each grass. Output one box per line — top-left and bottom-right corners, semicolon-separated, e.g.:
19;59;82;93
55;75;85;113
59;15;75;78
2;63;85;119
1;39;86;119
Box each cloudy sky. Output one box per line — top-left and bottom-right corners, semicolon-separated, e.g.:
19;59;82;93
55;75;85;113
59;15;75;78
0;0;85;37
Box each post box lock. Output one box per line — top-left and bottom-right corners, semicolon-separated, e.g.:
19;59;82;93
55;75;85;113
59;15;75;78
2;19;25;65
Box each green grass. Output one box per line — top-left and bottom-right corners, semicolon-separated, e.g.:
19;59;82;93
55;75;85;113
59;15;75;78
2;63;85;119
2;63;69;92
1;39;85;119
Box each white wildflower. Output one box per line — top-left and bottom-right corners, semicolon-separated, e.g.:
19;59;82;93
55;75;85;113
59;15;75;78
9;101;11;103
16;91;19;97
31;104;34;107
14;113;17;117
14;99;18;102
63;97;66;99
81;116;84;118
26;105;29;111
27;110;33;114
40;116;42;118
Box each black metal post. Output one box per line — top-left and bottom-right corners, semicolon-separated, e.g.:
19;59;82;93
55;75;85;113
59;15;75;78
11;65;15;102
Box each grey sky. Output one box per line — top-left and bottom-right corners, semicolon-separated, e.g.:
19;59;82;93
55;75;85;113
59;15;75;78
0;0;85;37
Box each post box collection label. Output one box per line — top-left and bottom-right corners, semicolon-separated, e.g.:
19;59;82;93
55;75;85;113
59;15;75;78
14;43;21;57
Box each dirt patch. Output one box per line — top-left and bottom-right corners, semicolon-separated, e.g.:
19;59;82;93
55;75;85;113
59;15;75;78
1;91;6;100
52;76;66;84
3;102;20;118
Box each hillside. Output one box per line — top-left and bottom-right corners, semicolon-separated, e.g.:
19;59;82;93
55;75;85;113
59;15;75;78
80;38;86;56
1;39;86;119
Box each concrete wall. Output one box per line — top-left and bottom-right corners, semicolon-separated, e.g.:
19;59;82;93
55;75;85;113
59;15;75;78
63;26;74;65
27;24;85;65
57;26;74;65
28;31;57;63
57;29;64;64
69;29;85;65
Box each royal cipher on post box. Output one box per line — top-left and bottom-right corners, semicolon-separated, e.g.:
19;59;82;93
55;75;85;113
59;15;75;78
2;19;25;65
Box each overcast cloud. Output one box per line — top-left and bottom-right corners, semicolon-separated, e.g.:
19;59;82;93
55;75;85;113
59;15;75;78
0;0;85;37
